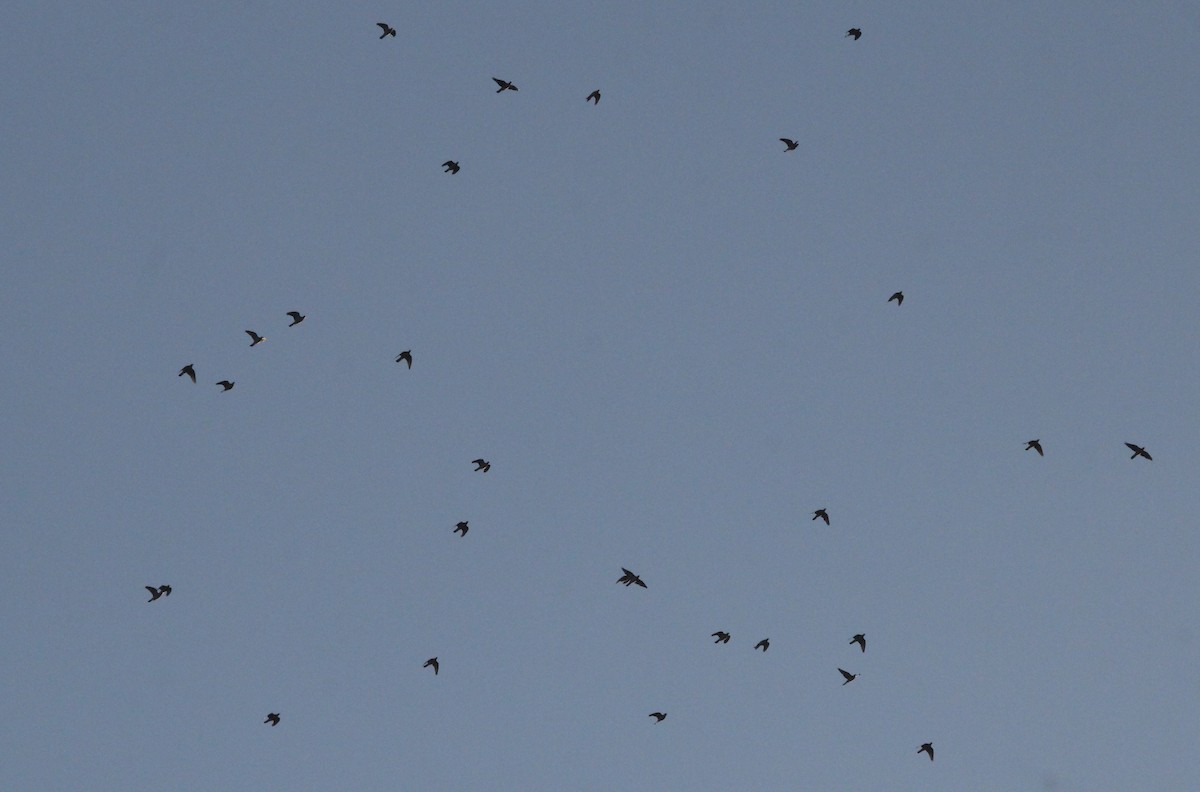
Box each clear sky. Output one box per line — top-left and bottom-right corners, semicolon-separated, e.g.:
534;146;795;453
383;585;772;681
3;2;1198;790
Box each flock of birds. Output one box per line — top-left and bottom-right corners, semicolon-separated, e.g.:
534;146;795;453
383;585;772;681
148;21;1164;769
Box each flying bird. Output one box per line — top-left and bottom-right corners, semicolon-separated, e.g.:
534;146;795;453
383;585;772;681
286;311;305;326
1125;442;1152;461
145;586;167;602
838;668;859;685
245;330;265;346
424;657;439;675
918;742;934;761
1025;439;1043;456
178;364;196;383
846;28;862;40
850;633;866;652
586;90;601;104
755;638;770;652
216;380;235;391
493;78;518;93
780;138;799;151
649;712;667;723
395;350;412;368
442;160;460;174
812;508;830;525
888;291;904;305
712;631;731;644
454;521;469;537
377;23;396;38
264;713;280;726
617;567;647;588
472;459;491;472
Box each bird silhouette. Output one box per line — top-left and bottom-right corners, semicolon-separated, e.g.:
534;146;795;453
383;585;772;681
376;22;396;38
286;311;305;326
617;567;648;588
1026;439;1043;456
442;160;460;174
812;508;830;525
712;631;731;644
424;657;439;675
838;668;859;685
472;459;491;472
1125;442;1152;460
850;633;866;652
888;291;904;305
245;330;265;346
454;521;469;537
586;90;601;104
178;364;196;383
493;78;518;93
264;713;280;726
755;638;770;652
216;380;235;391
918;742;934;761
846;28;862;40
145;586;165;602
649;712;667;722
780;138;799;151
395;350;412;368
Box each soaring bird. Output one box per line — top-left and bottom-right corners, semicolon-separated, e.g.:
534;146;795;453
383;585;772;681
472;459;491;472
179;364;196;383
780;138;799;151
442;160;460;174
395;350;413;368
846;28;862;40
216;380;235;391
245;330;265;346
617;568;647;588
888;291;904;305
286;311;305;326
1025;439;1043;456
493;78;518;93
424;657;439;675
918;742;934;761
712;631;731;644
754;638;770;652
264;713;280;726
1125;442;1152;461
377;23;396;38
838;668;859;685
649;712;667;723
812;508;830;525
850;633;866;653
454;521;469;537
145;586;164;602
586;90;601;104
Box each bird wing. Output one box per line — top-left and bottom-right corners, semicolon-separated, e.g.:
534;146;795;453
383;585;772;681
493;78;507;87
473;459;486;465
287;312;301;321
838;668;853;680
821;513;830;525
377;23;390;32
1125;443;1138;452
145;586;159;595
633;577;647;588
245;330;259;341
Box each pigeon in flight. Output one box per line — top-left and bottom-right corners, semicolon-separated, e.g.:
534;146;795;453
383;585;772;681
1125;442;1152;461
846;28;862;40
472;459;491;472
780;138;799;151
812;508;830;525
216;380;235;391
264;713;280;726
454;521;469;537
442;160;460;174
586;90;601;104
178;364;196;383
850;633;866;653
838;668;859;685
145;585;170;602
424;657;439;675
888;291;904;305
245;330;265;347
918;742;934;761
377;23;396;39
649;712;667;723
1025;439;1043;456
493;78;518;93
754;638;770;652
395;350;413;368
286;312;305;326
617;568;647;588
712;631;731;644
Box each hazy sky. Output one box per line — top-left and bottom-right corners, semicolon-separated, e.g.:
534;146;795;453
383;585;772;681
3;2;1199;790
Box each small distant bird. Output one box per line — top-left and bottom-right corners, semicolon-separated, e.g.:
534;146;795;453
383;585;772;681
812;508;830;525
755;638;770;652
178;364;196;383
1025;439;1043;456
376;23;396;39
649;712;667;722
454;521;469;537
442;160;460;174
216;380;235;391
846;28;862;40
264;713;280;726
780;138;799;151
145;585;168;602
586;90;601;104
918;742;934;761
850;633;866;652
712;631;731;644
286;311;305;326
493;78;518;93
1125;442;1152;461
424;657;439;675
472;459;491;472
617;567;647;588
245;330;265;346
888;291;904;305
395;350;412;368
838;668;859;685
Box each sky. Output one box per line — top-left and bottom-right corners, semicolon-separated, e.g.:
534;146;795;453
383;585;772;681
2;2;1199;790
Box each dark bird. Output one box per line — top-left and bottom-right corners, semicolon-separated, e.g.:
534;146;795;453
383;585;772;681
586;90;601;104
755;638;770;652
493;78;518;93
395;350;413;368
158;585;172;597
1125;442;1152;461
712;631;731;644
846;28;862;40
1025;439;1043;456
245;330;265;346
376;22;396;38
264;713;280;726
454;521;469;537
178;364;196;383
780;138;799;151
216;380;235;391
918;742;934;761
850;633;866;653
649;712;667;723
838;668;859;685
812;508;830;525
472;459;491;472
145;586;164;602
286;311;305;326
424;657;439;675
617;567;647;588
442;160;460;174
888;291;904;305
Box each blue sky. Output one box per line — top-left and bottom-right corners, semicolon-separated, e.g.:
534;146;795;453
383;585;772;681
3;2;1198;790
